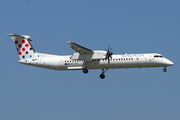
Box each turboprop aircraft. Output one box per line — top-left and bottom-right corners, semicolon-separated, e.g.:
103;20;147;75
8;34;174;79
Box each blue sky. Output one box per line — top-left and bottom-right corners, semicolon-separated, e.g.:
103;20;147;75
1;0;180;120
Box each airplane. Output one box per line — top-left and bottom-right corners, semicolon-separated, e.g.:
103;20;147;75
8;34;174;79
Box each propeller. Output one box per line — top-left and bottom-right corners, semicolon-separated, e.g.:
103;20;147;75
105;46;113;64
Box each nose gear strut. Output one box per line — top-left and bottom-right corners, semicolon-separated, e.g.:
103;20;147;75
163;67;167;72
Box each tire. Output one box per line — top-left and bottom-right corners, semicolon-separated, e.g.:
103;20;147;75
100;74;105;79
163;68;167;72
83;69;88;74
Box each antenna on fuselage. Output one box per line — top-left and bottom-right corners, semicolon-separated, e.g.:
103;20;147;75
123;50;127;54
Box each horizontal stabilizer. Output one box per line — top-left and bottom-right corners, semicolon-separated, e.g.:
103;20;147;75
8;34;32;41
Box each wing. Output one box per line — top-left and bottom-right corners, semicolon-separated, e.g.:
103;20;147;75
67;42;93;54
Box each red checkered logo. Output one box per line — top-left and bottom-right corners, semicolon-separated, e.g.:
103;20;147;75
22;40;25;43
18;44;22;48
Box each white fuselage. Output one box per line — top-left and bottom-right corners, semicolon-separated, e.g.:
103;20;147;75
18;53;173;70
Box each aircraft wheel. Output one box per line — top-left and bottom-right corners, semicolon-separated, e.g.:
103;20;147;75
83;68;88;74
100;74;105;79
163;67;167;72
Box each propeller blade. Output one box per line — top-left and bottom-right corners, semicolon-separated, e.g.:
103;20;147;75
105;45;113;64
108;56;110;64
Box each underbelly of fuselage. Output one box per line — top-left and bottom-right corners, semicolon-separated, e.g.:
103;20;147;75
59;61;165;70
19;59;166;70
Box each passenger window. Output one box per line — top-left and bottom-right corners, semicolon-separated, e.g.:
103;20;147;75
126;58;128;60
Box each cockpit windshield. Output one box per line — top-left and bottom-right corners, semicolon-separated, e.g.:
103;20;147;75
154;55;164;58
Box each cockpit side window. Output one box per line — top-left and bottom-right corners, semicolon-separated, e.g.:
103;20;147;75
154;55;159;58
154;55;164;58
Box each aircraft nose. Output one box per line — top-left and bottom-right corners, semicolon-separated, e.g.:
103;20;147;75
169;61;174;66
166;59;174;66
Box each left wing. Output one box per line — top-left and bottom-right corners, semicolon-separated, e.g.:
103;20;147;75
67;42;93;54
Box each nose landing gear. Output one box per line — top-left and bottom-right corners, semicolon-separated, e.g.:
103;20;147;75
163;67;167;72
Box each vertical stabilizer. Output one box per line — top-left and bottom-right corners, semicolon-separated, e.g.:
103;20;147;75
8;34;38;60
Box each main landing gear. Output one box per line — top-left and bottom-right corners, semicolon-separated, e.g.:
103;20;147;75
83;68;88;74
100;69;107;79
82;61;107;79
163;67;167;72
82;61;91;74
83;68;107;79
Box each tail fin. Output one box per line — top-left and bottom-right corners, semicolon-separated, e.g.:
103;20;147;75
8;34;38;60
